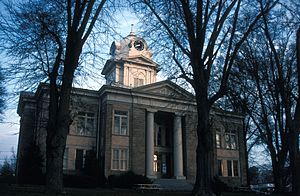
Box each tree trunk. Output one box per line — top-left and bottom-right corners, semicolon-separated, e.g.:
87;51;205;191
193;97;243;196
271;158;285;192
46;81;73;193
290;121;300;196
192;94;215;196
45;126;68;193
45;48;77;193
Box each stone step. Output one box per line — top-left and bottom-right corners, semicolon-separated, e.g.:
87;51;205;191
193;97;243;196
154;179;194;191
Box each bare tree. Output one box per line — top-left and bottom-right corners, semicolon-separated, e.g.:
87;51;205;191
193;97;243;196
0;0;114;192
0;67;5;121
290;26;300;196
131;0;277;195
228;1;300;194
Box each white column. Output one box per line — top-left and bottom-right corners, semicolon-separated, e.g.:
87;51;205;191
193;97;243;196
173;114;186;179
146;109;156;178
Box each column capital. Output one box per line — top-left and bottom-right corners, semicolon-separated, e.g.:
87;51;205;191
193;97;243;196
174;112;184;117
147;108;157;113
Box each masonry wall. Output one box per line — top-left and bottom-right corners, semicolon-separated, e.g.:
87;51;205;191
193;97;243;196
130;105;146;175
65;94;98;172
213;111;247;187
16;96;37;178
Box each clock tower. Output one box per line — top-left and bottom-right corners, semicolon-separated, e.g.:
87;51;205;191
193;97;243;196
102;31;159;88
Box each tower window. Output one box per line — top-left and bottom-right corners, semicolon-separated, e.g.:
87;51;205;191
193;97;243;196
134;78;144;87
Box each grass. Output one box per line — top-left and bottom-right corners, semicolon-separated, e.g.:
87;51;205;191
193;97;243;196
0;183;289;196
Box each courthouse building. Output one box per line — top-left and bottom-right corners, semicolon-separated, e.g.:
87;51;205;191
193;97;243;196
17;31;247;187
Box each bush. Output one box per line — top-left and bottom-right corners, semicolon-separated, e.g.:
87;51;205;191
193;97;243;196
108;171;152;189
17;142;44;185
0;160;14;176
63;174;99;188
211;176;230;196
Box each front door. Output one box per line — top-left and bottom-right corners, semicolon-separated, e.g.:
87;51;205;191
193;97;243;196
154;152;172;178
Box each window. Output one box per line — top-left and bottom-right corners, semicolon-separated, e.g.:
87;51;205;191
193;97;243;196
153;154;158;172
112;148;128;171
76;112;96;137
216;133;221;148
225;131;237;150
227;160;239;177
114;110;128;135
75;149;85;170
298;134;300;152
134;78;144;87
63;148;69;169
155;127;162;146
217;160;223;176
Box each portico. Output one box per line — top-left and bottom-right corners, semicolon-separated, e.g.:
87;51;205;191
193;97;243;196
146;110;186;179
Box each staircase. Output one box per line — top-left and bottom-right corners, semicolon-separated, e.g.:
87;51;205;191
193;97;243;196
154;179;194;191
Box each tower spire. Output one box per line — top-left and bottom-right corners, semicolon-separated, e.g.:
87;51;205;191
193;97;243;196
129;24;135;35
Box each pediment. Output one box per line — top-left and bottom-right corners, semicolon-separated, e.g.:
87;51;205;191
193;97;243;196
124;55;158;67
133;80;195;101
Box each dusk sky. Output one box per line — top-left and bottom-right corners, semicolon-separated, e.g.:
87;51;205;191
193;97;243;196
0;9;139;164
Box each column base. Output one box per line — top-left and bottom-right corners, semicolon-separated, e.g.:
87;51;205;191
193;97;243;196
174;175;186;180
146;175;157;179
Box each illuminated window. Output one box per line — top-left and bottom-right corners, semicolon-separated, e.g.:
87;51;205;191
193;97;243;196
114;110;128;135
76;112;96;137
112;148;128;171
153;154;158;172
63;148;68;169
225;130;237;150
216;133;221;148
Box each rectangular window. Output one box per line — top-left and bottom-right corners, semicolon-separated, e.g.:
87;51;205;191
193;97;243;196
63;148;69;169
75;149;84;170
113;110;128;135
227;160;239;177
298;134;300;152
76;112;96;137
233;160;239;176
225;131;237;150
134;78;144;87
217;160;223;176
111;148;128;171
227;160;232;177
216;133;221;148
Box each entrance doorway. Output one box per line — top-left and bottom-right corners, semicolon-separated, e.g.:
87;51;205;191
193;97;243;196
153;111;174;178
153;152;172;178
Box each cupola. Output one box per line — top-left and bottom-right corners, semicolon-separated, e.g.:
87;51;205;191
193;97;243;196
102;29;159;88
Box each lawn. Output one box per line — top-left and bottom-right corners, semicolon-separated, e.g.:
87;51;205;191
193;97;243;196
0;183;288;196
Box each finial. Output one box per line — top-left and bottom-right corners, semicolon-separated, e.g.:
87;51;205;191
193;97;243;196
129;24;135;35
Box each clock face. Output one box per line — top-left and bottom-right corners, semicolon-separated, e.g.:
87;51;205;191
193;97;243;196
134;40;144;51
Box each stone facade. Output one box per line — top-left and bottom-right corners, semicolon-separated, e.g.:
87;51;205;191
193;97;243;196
17;32;247;187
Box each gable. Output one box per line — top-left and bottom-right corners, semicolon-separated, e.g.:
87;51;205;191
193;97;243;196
132;80;195;101
124;55;158;68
